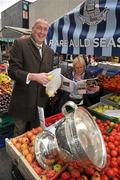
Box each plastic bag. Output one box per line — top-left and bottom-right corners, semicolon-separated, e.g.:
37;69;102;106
45;68;61;97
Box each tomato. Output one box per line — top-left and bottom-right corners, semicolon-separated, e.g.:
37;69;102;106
111;157;117;162
47;170;56;178
101;174;109;180
85;167;95;175
61;171;70;180
71;169;80;178
115;136;120;141
117;156;120;165
112;167;119;174
106;120;110;125
114;124;119;129
110;160;118;168
114;141;119;146
31;161;39;168
34;166;42;175
111;150;118;157
104;136;109;142
109;136;115;142
96;119;102;124
106;168;116;177
117;146;120;155
107;142;115;150
112;177;119;180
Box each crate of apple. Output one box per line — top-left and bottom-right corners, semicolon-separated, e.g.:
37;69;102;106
11;127;43;164
58;118;120;180
11;127;67;179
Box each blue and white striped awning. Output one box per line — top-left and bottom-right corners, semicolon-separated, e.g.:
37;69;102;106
47;0;120;56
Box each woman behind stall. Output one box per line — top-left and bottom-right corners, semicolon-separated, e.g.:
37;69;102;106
59;55;100;109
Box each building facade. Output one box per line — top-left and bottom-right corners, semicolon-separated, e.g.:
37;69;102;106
29;0;82;28
1;0;83;38
1;0;29;38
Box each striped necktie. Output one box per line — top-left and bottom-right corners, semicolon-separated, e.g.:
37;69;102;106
37;45;42;58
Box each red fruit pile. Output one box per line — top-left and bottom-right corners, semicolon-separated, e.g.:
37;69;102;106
58;119;120;180
96;119;120;179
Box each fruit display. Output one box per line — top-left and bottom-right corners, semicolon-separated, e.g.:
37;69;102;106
58;119;120;180
88;102;120;123
10;126;66;179
0;72;13;94
0;72;13;113
100;93;120;109
93;104;115;113
11;127;43;163
9;118;120;179
98;74;120;92
108;94;120;104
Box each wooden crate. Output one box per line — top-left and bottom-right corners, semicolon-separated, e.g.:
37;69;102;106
100;93;120;108
88;102;119;122
5;138;40;180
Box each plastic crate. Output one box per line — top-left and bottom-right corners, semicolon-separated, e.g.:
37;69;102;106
45;113;64;127
0;124;14;148
0;113;14;148
86;66;103;76
106;69;120;77
100;93;120;108
0;113;14;129
88;102;119;123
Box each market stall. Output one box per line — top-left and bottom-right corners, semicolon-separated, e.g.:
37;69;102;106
47;0;120;57
3;0;120;179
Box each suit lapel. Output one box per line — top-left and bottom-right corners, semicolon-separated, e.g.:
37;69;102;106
42;43;48;58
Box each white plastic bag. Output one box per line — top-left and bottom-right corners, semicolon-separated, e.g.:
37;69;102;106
45;68;61;97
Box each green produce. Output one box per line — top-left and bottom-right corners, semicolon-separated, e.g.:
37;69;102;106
53;163;62;173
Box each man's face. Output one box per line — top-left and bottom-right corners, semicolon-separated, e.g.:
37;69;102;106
32;20;49;44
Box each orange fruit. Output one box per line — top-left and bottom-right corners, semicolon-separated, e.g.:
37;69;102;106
15;142;21;151
21;143;28;151
30;134;36;142
26;153;34;164
11;138;18;145
22;149;29;157
21;137;29;144
26;131;34;139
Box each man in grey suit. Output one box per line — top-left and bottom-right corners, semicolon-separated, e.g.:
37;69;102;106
8;18;54;136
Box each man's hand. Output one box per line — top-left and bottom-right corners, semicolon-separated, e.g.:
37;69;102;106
28;73;49;85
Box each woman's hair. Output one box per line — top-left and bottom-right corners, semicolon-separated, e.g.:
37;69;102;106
73;55;86;70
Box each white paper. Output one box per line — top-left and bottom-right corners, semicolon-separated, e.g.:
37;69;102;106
104;110;120;118
76;80;87;94
38;106;46;129
45;68;61;97
60;74;99;99
60;75;74;93
86;77;98;87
